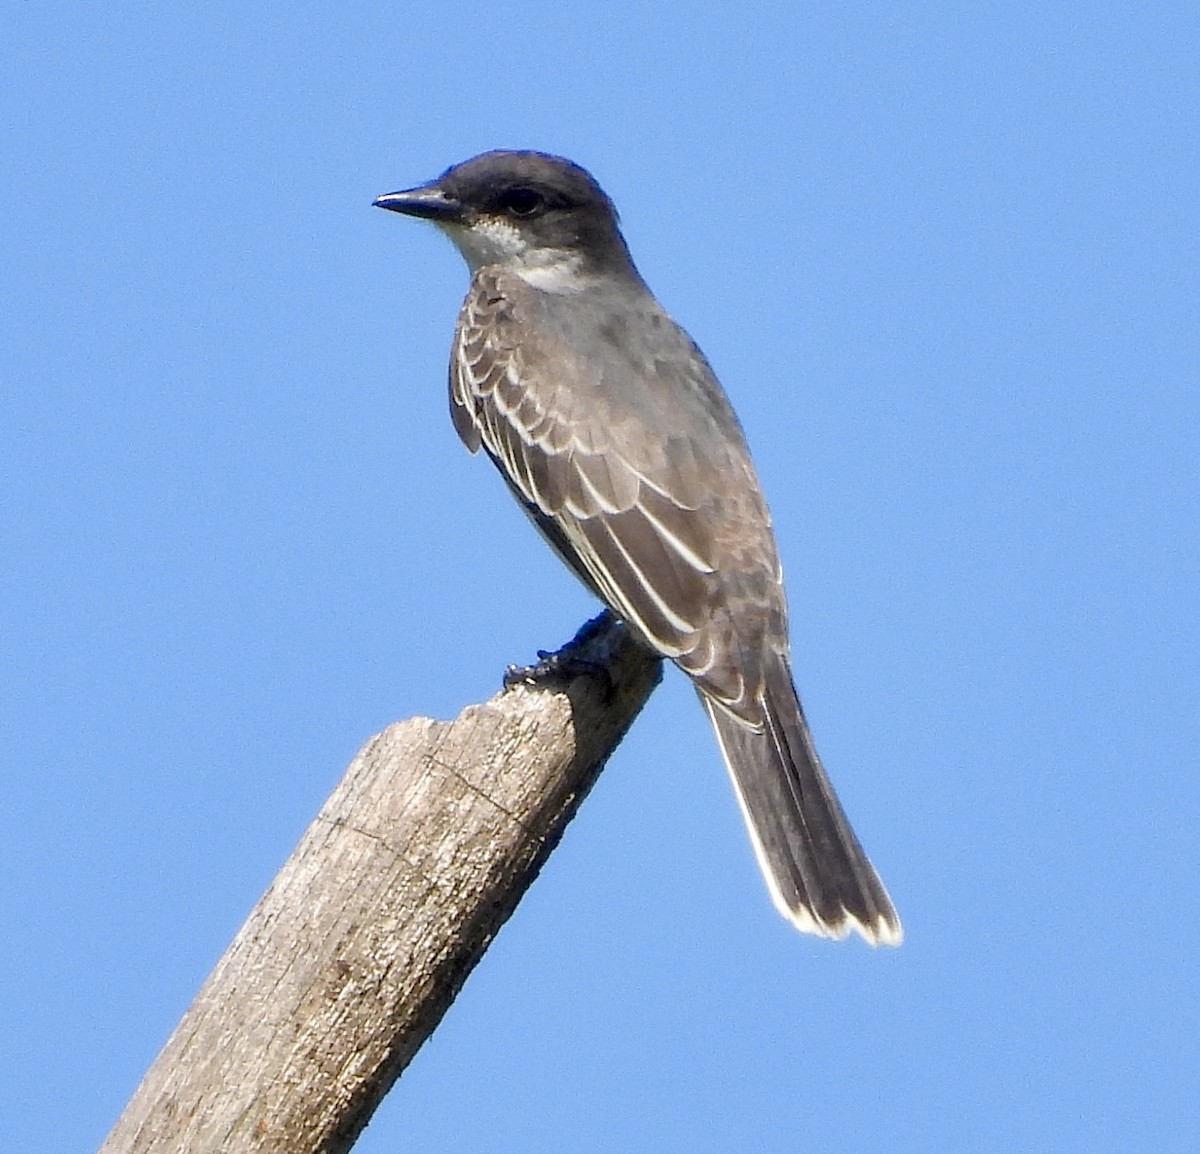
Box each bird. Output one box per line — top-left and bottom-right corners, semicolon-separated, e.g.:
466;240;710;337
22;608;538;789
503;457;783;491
374;150;901;945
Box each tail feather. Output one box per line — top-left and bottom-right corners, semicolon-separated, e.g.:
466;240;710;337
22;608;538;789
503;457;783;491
700;655;901;946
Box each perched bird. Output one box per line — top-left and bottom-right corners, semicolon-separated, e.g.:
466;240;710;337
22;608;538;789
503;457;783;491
375;151;901;945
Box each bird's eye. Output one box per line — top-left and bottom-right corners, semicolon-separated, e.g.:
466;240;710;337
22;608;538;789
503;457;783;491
498;187;545;218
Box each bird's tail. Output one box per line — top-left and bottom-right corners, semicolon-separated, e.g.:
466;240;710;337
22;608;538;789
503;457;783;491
700;654;902;945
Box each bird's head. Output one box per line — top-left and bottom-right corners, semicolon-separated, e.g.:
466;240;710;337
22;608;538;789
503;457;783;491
374;150;635;286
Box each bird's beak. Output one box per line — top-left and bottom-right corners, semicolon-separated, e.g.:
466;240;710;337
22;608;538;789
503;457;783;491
372;183;466;224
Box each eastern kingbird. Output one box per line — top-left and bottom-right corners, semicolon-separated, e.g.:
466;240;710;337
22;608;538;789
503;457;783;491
375;151;901;945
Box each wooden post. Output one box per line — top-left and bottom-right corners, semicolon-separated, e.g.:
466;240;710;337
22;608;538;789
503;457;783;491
100;614;662;1154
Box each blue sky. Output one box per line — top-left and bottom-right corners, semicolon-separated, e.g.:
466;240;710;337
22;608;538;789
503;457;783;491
3;3;1197;1150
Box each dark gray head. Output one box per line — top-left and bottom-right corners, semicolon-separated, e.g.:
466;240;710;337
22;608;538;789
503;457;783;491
374;150;637;282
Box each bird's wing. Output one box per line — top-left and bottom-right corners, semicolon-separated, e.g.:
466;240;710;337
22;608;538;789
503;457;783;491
449;269;782;717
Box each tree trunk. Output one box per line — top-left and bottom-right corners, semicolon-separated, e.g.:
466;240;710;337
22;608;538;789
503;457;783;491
99;613;662;1154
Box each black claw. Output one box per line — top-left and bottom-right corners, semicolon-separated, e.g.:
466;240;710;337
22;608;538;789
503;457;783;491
502;611;620;701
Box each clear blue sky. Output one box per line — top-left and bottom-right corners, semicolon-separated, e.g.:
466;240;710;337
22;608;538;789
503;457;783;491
3;4;1197;1151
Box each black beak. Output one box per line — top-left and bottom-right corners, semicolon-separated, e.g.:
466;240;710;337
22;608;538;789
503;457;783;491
372;183;465;223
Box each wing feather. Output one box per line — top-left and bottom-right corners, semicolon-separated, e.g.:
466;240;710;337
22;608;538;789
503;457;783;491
449;269;782;711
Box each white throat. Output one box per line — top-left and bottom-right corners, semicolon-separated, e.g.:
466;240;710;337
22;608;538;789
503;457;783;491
439;218;584;292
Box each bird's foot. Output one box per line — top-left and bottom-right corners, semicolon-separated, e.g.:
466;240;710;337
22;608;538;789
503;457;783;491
503;612;618;700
